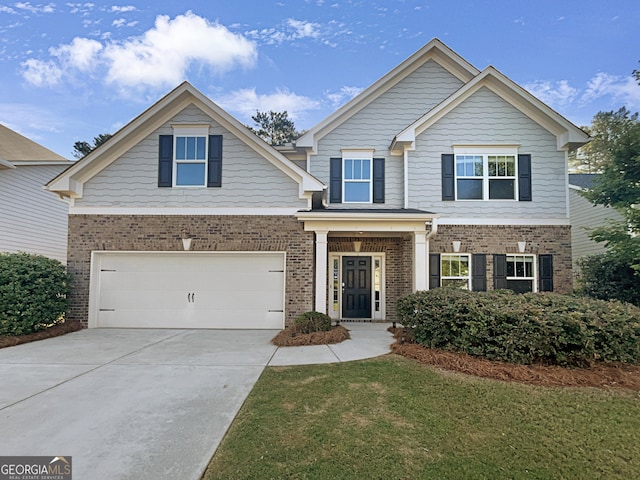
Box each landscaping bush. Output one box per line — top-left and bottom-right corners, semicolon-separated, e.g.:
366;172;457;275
578;253;640;306
0;253;70;336
293;311;332;334
396;288;640;367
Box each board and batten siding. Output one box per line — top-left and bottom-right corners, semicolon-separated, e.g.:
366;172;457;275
0;164;69;262
76;105;308;209
569;187;622;262
310;60;464;209
409;87;568;218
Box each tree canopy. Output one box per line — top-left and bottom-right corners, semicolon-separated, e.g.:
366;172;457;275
73;133;113;159
248;111;299;146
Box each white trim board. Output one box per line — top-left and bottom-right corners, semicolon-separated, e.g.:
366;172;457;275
69;207;302;216
438;218;570;226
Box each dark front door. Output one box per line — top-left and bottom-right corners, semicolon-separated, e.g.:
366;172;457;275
342;256;372;318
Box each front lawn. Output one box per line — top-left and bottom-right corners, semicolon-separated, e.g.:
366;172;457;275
205;355;640;479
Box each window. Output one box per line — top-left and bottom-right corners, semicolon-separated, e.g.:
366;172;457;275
506;254;536;293
454;150;517;200
441;254;471;289
174;136;207;186
343;158;372;202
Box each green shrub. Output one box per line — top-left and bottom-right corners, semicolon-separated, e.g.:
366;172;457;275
396;289;640;367
0;253;70;336
578;253;640;306
293;311;332;334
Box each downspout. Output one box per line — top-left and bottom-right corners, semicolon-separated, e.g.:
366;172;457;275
404;148;409;209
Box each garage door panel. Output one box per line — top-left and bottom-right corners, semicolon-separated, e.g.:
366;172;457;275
94;252;285;329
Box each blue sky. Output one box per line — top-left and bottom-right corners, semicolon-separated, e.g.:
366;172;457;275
1;0;639;158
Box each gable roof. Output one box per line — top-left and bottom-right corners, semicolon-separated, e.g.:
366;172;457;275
296;38;480;151
0;124;69;168
569;173;598;190
47;82;324;199
392;66;590;152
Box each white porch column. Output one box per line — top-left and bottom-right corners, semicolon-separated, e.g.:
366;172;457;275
314;230;329;313
413;231;428;291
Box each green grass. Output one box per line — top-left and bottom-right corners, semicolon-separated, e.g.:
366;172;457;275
205;355;640;480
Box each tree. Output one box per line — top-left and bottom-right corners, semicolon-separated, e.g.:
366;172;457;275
73;133;112;159
248;111;298;146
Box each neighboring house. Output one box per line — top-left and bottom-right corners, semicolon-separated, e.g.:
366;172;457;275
47;39;589;329
0;124;71;263
568;173;623;279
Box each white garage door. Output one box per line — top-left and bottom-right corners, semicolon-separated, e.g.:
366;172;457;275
91;252;285;329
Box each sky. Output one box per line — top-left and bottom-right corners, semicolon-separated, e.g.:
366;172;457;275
0;0;639;159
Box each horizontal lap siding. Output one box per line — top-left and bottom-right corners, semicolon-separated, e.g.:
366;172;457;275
311;60;464;209
0;165;69;262
76;105;307;209
409;87;567;218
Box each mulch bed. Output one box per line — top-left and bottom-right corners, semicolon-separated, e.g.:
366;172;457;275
389;327;640;391
272;325;350;347
0;322;84;349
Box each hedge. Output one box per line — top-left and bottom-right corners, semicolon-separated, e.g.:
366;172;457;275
396;289;640;367
294;311;332;334
0;252;70;336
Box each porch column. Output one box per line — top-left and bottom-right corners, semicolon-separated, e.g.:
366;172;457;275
413;231;428;291
314;230;329;313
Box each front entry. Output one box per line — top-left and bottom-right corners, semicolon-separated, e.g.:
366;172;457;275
342;256;372;318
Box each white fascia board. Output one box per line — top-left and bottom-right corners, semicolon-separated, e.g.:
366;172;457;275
438;217;570;226
0;158;16;169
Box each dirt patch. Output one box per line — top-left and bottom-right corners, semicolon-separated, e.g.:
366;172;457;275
389;327;640;391
0;322;84;349
272;325;350;347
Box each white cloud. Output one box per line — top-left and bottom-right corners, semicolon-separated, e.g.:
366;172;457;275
14;2;55;14
524;80;579;107
103;11;257;88
0;5;17;13
66;3;95;15
216;88;320;121
246;18;322;45
581;72;640;108
21;12;257;91
110;5;135;13
325;85;362;106
50;37;103;71
21;58;62;86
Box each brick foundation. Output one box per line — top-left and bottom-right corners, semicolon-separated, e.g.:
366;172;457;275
67;215;315;327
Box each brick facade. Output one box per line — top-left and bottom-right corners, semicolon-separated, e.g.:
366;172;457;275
67;215;315;327
430;224;572;293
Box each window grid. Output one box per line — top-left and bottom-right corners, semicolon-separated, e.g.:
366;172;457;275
441;254;471;290
343;158;372;203
175;136;207;187
455;153;517;200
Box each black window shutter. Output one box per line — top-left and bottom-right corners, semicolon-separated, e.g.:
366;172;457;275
539;254;554;292
330;157;342;203
493;254;508;290
442;154;455;201
207;135;223;187
429;253;441;290
472;254;487;291
518;154;532;201
373;158;385;203
158;135;173;187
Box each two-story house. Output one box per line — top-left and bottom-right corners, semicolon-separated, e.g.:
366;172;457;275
47;39;589;329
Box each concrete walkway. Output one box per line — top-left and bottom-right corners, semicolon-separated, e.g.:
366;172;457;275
0;323;393;480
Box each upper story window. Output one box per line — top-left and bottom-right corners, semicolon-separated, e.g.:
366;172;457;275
175;135;207;186
455;152;517;200
158;125;223;189
344;158;372;202
330;149;384;204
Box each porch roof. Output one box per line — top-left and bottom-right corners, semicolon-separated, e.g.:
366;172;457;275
295;208;438;233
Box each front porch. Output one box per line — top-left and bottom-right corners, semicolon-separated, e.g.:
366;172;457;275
296;209;438;322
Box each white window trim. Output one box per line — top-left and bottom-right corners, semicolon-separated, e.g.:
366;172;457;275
441;253;472;290
506;254;537;293
342;149;374;204
453;146;518;201
172;125;209;188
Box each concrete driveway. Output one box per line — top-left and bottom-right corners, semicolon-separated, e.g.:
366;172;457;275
0;329;279;480
0;325;393;479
